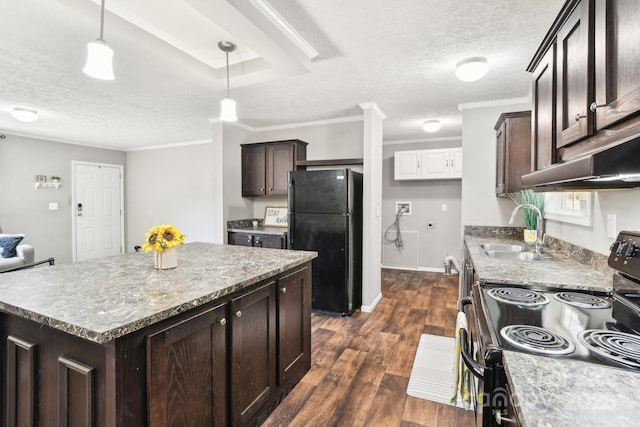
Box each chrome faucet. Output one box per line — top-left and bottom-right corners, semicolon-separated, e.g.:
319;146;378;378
509;204;544;254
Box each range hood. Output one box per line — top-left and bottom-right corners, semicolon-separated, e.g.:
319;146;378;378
522;136;640;190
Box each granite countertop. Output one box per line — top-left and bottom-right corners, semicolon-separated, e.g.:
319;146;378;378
503;351;640;427
465;236;613;291
0;242;316;344
464;229;639;426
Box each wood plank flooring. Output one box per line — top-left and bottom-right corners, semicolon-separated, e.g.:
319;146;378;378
262;269;476;427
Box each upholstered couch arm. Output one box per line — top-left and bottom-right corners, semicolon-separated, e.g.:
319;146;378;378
16;244;35;265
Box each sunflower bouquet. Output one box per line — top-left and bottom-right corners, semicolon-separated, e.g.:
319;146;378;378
142;224;185;253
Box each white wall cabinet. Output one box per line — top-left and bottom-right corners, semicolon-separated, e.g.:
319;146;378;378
394;148;462;180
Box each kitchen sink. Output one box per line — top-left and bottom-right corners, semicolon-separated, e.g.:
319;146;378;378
485;250;559;262
481;243;526;252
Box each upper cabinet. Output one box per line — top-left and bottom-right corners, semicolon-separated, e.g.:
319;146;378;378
495;111;532;196
592;0;640;131
242;140;307;197
394;148;462;180
528;0;640;170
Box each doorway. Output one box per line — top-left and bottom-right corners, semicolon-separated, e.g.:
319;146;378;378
72;161;124;262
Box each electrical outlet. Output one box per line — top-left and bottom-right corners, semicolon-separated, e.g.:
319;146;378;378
427;221;434;229
395;201;412;215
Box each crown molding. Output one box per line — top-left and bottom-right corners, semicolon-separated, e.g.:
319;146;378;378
249;0;319;60
383;136;462;145
458;96;530;111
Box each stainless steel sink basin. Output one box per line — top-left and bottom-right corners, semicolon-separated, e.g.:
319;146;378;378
485;250;559;262
481;243;526;252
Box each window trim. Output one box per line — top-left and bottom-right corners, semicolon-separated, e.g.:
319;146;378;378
544;192;593;226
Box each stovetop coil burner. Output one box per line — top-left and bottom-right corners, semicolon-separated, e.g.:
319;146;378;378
500;325;576;355
578;330;640;369
488;287;550;306
553;292;611;309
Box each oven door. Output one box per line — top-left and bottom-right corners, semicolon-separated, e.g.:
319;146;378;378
459;285;520;427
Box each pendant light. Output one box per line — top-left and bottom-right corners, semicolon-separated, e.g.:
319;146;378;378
83;0;115;80
218;41;237;122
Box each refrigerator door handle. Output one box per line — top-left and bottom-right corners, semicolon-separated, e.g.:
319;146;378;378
288;175;295;212
288;214;295;247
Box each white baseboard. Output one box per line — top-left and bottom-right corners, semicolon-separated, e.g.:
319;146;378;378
381;264;447;273
361;292;382;313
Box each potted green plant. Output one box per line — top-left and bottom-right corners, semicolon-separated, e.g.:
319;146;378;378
51;176;61;183
509;189;546;243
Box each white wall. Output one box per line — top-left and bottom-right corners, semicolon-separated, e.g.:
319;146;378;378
460;101;531;229
0;134;126;264
219;123;254;238
126;142;216;250
382;140;462;270
546;190;640;254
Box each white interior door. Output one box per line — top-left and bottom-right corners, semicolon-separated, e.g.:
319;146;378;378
73;162;124;261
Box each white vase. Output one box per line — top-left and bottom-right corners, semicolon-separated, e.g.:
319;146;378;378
523;229;537;244
154;247;178;269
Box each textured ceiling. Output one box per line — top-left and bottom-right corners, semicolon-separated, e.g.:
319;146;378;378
0;0;565;150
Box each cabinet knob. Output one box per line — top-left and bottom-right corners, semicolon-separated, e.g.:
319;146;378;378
260;188;264;192
235;310;242;318
219;318;227;326
575;112;586;121
269;187;273;191
281;287;287;293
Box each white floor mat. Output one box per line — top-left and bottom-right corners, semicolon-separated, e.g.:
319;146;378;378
407;334;469;410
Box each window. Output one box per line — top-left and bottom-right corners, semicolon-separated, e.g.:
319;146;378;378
544;192;593;226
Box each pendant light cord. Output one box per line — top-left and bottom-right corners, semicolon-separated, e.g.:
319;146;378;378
225;51;230;97
99;0;106;41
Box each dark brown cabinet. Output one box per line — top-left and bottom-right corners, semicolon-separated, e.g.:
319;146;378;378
531;47;556;171
556;0;594;148
230;283;277;425
147;303;228;427
276;267;311;387
495;111;532;196
241;140;307;197
228;231;287;249
1;262;312;427
592;0;640;131
528;0;640;172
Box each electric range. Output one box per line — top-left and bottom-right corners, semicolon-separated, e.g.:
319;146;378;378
459;231;640;427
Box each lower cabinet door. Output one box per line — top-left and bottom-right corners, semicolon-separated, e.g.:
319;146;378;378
277;266;311;387
147;303;228;427
228;232;254;247
230;282;277;426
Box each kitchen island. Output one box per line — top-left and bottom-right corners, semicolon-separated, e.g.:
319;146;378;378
0;242;316;426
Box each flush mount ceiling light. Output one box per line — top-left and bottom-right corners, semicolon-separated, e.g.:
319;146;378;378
12;108;39;123
455;57;488;82
422;120;441;133
83;0;115;80
219;41;238;122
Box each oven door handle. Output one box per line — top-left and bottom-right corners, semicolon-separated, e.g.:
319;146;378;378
460;328;484;379
457;296;485;380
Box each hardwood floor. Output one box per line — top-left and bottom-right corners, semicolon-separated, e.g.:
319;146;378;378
262;269;476;427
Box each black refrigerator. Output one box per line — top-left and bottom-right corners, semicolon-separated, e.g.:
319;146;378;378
288;169;363;316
